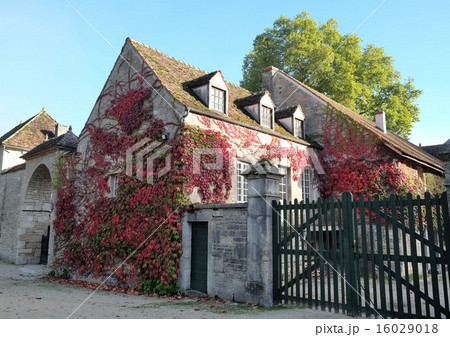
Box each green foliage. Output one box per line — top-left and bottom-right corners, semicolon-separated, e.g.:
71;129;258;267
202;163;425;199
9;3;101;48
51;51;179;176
241;12;422;138
51;151;67;190
138;278;179;296
425;172;445;195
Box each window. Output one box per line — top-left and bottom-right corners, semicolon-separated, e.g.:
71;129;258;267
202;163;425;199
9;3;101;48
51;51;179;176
260;106;273;128
301;167;313;201
237;162;250;202
279;167;290;201
211;87;225;113
111;175;119;197
294;118;304;138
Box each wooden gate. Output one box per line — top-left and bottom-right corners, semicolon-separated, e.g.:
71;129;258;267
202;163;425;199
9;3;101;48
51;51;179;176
191;222;208;293
39;226;50;265
272;192;450;318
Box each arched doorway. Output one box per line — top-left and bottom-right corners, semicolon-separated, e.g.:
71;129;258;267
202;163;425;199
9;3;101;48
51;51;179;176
18;164;53;264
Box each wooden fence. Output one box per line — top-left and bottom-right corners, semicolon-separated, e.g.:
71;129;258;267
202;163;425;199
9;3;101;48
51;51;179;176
272;192;450;318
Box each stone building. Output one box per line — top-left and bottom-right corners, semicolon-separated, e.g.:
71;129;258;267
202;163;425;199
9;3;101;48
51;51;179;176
0;108;60;171
0;38;446;309
261;66;444;191
0;109;76;264
77;38;325;205
72;38;325;301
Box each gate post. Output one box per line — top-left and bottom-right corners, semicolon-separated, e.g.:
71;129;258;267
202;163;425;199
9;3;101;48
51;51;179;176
438;149;450;220
439;148;450;282
441;192;450;288
244;161;284;307
342;192;358;316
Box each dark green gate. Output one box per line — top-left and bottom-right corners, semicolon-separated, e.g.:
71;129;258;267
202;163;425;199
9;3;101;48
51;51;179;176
272;192;450;318
191;222;208;293
40;226;50;265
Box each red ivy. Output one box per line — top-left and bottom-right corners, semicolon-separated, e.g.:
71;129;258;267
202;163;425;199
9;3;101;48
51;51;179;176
319;111;418;198
53;87;232;292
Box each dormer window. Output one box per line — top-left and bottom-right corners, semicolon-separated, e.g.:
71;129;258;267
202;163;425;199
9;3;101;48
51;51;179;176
294;118;304;138
261;106;273;128
211;87;225;113
275;105;305;138
235;91;275;129
185;70;228;115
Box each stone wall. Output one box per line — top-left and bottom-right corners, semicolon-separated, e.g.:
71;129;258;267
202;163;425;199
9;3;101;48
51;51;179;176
185;112;322;203
179;203;249;302
262;67;326;142
0;168;25;262
17;164;52;264
179;161;283;306
0;149;58;264
77;38;187;161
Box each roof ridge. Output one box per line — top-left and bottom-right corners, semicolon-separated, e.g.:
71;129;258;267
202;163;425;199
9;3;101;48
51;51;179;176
273;68;443;171
129;38;208;74
129;38;251;93
0;112;39;144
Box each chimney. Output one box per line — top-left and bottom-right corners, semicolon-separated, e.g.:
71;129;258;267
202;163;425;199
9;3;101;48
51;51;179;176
374;111;386;133
55;123;68;137
261;66;279;92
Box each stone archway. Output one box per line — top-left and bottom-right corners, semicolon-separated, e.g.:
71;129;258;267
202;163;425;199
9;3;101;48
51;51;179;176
17;164;53;264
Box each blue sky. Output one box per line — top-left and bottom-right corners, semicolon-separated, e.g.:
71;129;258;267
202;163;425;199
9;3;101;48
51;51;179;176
0;0;448;146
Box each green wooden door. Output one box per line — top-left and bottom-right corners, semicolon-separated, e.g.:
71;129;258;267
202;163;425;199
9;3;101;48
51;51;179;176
191;222;208;292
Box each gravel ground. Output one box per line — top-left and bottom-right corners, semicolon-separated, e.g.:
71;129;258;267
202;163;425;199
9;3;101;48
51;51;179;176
0;261;351;319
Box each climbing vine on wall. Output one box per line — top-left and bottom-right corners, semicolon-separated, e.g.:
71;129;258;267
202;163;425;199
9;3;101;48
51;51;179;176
196;115;313;181
319;109;422;198
53;83;233;294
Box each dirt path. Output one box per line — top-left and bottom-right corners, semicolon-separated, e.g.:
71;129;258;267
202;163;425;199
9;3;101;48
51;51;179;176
0;262;350;319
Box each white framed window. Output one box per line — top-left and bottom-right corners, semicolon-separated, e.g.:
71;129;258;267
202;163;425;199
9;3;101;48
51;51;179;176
211;87;225;113
260;106;273;128
111;175;119;197
279;167;290;201
237;161;250;202
294;118;304;138
301;167;313;201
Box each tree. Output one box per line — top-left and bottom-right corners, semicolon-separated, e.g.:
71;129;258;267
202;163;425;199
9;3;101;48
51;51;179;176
241;12;422;138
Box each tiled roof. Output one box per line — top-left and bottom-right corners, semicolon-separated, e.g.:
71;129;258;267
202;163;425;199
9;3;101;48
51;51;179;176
22;131;78;159
422;143;450;159
271;68;444;173
0;109;58;149
275;106;298;119
129;39;309;145
0;163;26;175
0;115;35;145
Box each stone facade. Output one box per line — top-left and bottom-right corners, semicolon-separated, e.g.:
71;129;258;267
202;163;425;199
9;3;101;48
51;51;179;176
0;167;25;262
0;145;62;264
179;162;282;306
179;203;249;301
